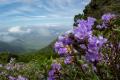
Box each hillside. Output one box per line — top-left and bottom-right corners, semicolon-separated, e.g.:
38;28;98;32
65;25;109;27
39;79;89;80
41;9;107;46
83;0;120;18
0;41;26;53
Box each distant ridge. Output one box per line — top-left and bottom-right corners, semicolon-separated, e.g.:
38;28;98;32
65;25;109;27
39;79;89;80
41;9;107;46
0;41;26;53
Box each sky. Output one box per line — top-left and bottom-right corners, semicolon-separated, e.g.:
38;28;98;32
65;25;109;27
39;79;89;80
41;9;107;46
0;0;90;28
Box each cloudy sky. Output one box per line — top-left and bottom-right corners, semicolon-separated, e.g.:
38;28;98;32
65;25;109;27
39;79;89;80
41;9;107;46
0;0;90;28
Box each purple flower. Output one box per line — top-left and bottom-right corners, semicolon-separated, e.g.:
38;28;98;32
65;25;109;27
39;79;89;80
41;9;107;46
5;65;13;70
54;37;72;55
88;36;107;48
97;35;107;47
88;36;97;44
85;52;102;62
62;38;72;45
82;64;88;68
77;17;96;31
102;13;115;22
74;26;92;40
87;17;96;29
54;41;64;53
58;35;65;42
74;19;93;40
58;47;68;55
54;41;64;50
48;63;61;80
54;41;69;55
88;36;99;53
96;25;102;29
48;70;55;77
17;75;28;80
77;19;87;27
80;44;87;49
64;38;72;45
102;22;108;28
82;64;89;71
8;76;16;80
87;43;99;54
64;56;73;64
58;35;72;45
86;36;106;62
48;77;55;80
92;65;97;72
51;63;61;70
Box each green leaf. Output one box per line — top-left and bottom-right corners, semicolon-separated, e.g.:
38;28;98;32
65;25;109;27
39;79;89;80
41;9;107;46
113;29;120;32
78;60;84;64
93;73;100;80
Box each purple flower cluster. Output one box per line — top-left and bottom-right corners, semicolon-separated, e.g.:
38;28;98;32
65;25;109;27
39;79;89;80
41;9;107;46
96;23;107;29
55;17;105;64
64;56;74;64
54;14;109;65
54;35;72;56
102;13;115;22
48;63;62;80
54;33;75;65
0;58;29;80
86;36;107;62
97;13;116;29
74;17;96;40
8;75;28;80
74;17;107;62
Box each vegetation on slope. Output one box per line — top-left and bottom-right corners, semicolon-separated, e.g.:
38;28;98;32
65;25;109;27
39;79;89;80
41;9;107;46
74;0;120;22
0;0;120;80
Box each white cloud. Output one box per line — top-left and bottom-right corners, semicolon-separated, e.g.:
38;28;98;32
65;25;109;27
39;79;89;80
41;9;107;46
8;26;31;33
38;28;51;37
8;26;21;33
29;15;47;18
0;35;16;42
0;32;17;42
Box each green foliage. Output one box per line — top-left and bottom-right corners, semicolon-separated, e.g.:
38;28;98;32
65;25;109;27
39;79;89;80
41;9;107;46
74;14;86;26
83;0;120;18
0;52;10;63
0;57;53;80
74;0;120;21
74;14;85;22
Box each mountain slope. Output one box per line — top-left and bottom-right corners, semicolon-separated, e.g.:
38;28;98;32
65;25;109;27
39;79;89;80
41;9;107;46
0;41;27;53
83;0;120;18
